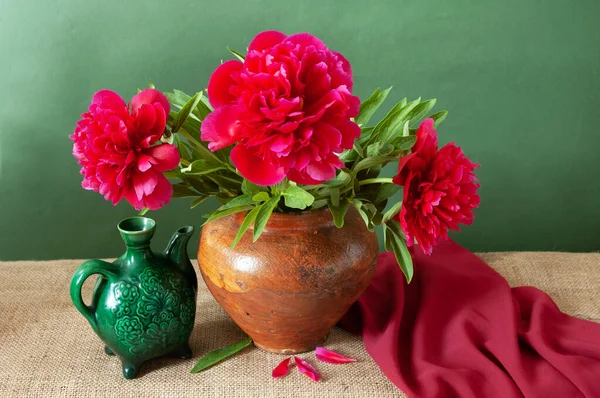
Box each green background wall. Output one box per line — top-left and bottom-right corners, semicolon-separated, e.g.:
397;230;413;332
1;0;599;260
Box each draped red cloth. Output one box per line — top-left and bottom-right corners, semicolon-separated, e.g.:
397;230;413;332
340;240;600;398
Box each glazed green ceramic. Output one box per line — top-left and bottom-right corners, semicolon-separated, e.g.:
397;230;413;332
70;217;197;379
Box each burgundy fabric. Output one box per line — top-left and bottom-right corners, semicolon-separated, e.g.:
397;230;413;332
340;240;600;398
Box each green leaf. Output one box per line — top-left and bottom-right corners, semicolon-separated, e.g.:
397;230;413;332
176;112;200;134
408;99;437;128
393;135;416;151
199;94;213;113
356;87;392;126
191;196;209;209
376;98;421;145
283;185;314;210
172;92;203;134
353;156;397;173
352;199;374;232
175;135;192;160
227;46;246;62
216;194;256;212
165;89;192;109
323;170;352;188
148;82;155;89
365;142;396;157
178;126;224;166
230;206;261;249
385;223;413;283
355;126;375;146
190;338;252;373
252;192;270;203
172;183;202;198
192;99;212;121
181;159;226;175
386;219;406;240
311;199;328;209
383;201;403;223
166;91;210;122
253;195;282;241
330;187;340;207
402;120;410;137
207;174;243;192
242;179;261;196
366;142;381;157
375;183;401;204
353;142;364;158
430;110;448;128
204;205;254;224
184;176;219;194
328;199;350;228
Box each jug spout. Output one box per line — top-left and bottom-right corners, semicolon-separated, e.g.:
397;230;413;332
164;226;197;289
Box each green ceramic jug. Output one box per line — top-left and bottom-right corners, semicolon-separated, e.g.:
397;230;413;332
70;216;197;379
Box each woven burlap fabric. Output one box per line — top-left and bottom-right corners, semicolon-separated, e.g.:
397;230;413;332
0;253;598;398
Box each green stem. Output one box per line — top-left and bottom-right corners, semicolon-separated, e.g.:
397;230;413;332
359;178;395;186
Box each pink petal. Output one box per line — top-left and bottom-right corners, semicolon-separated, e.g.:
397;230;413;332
304;61;331;101
200;105;244;151
315;347;357;364
271;358;291;378
230;144;286;186
91;90;127;109
133;171;158;201
131;88;170;116
137;154;155;172
312;123;342;153
268;133;293;153
123;184;143;210
330;52;354;91
346;95;361;118
284;33;328;51
207;60;242;108
140;174;173;211
305;161;336;182
248;30;287;51
146;144;180;172
293;357;321;382
333;51;352;75
338;120;361;149
287;168;321;186
134;103;157;136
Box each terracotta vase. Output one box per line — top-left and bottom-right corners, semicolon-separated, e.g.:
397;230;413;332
197;207;378;354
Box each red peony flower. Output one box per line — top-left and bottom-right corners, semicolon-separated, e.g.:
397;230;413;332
201;30;361;186
392;119;480;255
70;89;179;210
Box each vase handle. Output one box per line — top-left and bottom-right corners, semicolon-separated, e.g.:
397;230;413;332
70;259;119;332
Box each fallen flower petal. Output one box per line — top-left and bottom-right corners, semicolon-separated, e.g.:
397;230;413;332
294;356;321;382
272;357;292;378
315;347;357;364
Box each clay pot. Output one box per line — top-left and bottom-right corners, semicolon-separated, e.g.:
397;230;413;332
197;207;378;354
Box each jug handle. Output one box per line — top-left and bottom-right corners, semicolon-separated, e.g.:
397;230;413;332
70;259;119;331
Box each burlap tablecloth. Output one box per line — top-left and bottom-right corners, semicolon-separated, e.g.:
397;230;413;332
0;253;599;397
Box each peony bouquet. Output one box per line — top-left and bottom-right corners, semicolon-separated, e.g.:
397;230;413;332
70;30;480;282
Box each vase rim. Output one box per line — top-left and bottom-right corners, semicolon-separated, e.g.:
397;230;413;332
117;216;156;246
232;208;335;231
118;216;156;234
